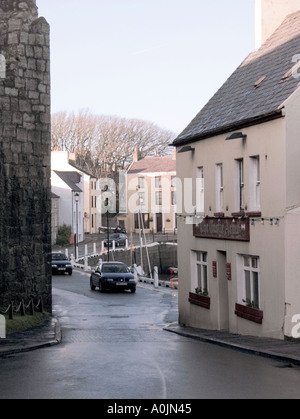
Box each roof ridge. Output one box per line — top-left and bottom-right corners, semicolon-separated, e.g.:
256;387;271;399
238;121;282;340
173;9;300;145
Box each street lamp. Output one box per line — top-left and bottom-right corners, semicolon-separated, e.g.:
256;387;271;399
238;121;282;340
105;197;110;262
75;193;79;260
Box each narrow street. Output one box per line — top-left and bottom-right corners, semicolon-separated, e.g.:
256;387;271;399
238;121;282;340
0;270;300;399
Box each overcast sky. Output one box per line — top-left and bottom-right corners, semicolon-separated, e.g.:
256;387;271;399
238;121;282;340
37;0;255;134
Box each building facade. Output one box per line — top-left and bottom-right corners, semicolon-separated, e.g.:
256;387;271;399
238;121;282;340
51;150;98;244
118;150;177;234
174;5;300;340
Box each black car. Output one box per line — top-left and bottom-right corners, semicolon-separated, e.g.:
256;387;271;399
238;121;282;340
104;233;128;248
52;252;73;276
90;262;136;293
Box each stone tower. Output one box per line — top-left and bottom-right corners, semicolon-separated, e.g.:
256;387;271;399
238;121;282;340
0;0;52;312
255;0;300;48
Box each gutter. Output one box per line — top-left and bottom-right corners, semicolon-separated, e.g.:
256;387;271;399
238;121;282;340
173;109;284;147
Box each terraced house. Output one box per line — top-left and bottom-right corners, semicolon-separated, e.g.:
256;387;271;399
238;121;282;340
173;0;300;340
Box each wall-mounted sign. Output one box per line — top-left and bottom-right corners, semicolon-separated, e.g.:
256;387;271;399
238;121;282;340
212;261;217;278
226;263;232;281
193;217;250;242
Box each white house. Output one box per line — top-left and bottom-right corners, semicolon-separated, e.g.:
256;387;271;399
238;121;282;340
51;150;98;240
173;0;300;340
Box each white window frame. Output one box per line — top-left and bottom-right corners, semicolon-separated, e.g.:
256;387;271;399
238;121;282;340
155;176;162;189
191;251;208;295
138;177;145;189
196;167;204;214
249;156;260;212
216;163;224;213
238;255;260;309
235;158;245;211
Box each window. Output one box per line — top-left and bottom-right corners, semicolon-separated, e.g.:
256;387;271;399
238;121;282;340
240;255;260;309
196;167;204;214
171;176;176;188
155;176;162;189
192;252;208;295
134;212;150;229
171;191;176;206
216;163;224;212
138;192;145;206
138;177;145;189
155;191;162;205
235;158;245;211
249;156;260;211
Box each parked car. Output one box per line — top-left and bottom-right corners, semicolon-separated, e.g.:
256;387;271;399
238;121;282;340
104;233;128;248
114;226;127;234
90;262;136;293
52;252;73;275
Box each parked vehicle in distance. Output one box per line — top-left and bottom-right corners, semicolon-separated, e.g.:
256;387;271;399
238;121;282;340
52;252;73;276
90;262;136;293
104;233;128;248
114;226;127;234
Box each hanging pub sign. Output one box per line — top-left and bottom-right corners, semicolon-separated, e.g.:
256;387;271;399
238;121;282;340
193;217;250;242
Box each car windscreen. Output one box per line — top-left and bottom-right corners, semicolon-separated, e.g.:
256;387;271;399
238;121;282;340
52;254;68;261
102;264;128;273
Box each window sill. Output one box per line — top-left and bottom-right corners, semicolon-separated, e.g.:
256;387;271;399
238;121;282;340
189;292;211;310
235;303;263;324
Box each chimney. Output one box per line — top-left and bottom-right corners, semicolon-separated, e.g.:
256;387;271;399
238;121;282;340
255;0;300;49
133;147;139;163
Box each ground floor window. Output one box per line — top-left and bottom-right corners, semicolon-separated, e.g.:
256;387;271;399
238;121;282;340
191;251;208;295
134;212;150;229
238;255;260;309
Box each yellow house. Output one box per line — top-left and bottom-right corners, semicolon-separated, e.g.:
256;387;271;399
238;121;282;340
118;149;177;234
173;3;300;340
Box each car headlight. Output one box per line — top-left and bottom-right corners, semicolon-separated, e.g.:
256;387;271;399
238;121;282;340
52;264;57;268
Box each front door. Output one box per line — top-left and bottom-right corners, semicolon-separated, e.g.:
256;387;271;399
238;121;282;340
217;251;229;331
156;213;163;233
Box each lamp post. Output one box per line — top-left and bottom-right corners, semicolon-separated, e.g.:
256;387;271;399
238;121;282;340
105;197;110;262
75;193;79;260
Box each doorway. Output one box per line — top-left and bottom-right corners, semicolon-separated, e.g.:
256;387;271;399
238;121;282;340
217;251;229;331
156;213;163;233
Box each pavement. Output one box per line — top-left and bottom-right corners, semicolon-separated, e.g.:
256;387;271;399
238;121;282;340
2;297;300;367
0;316;61;357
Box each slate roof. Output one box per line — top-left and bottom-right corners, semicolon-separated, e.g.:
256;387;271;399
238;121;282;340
128;155;176;175
173;11;300;146
54;171;82;192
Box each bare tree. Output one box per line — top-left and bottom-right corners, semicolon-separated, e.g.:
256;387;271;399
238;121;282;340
51;110;177;177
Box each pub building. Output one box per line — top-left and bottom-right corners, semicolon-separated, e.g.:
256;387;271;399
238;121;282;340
173;2;300;340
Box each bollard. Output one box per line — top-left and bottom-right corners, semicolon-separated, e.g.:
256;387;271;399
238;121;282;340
154;266;159;289
133;264;138;282
0;314;6;339
70;254;75;267
84;255;88;271
93;242;96;255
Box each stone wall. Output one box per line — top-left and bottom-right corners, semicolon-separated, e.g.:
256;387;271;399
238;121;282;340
0;0;52;311
85;243;178;276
